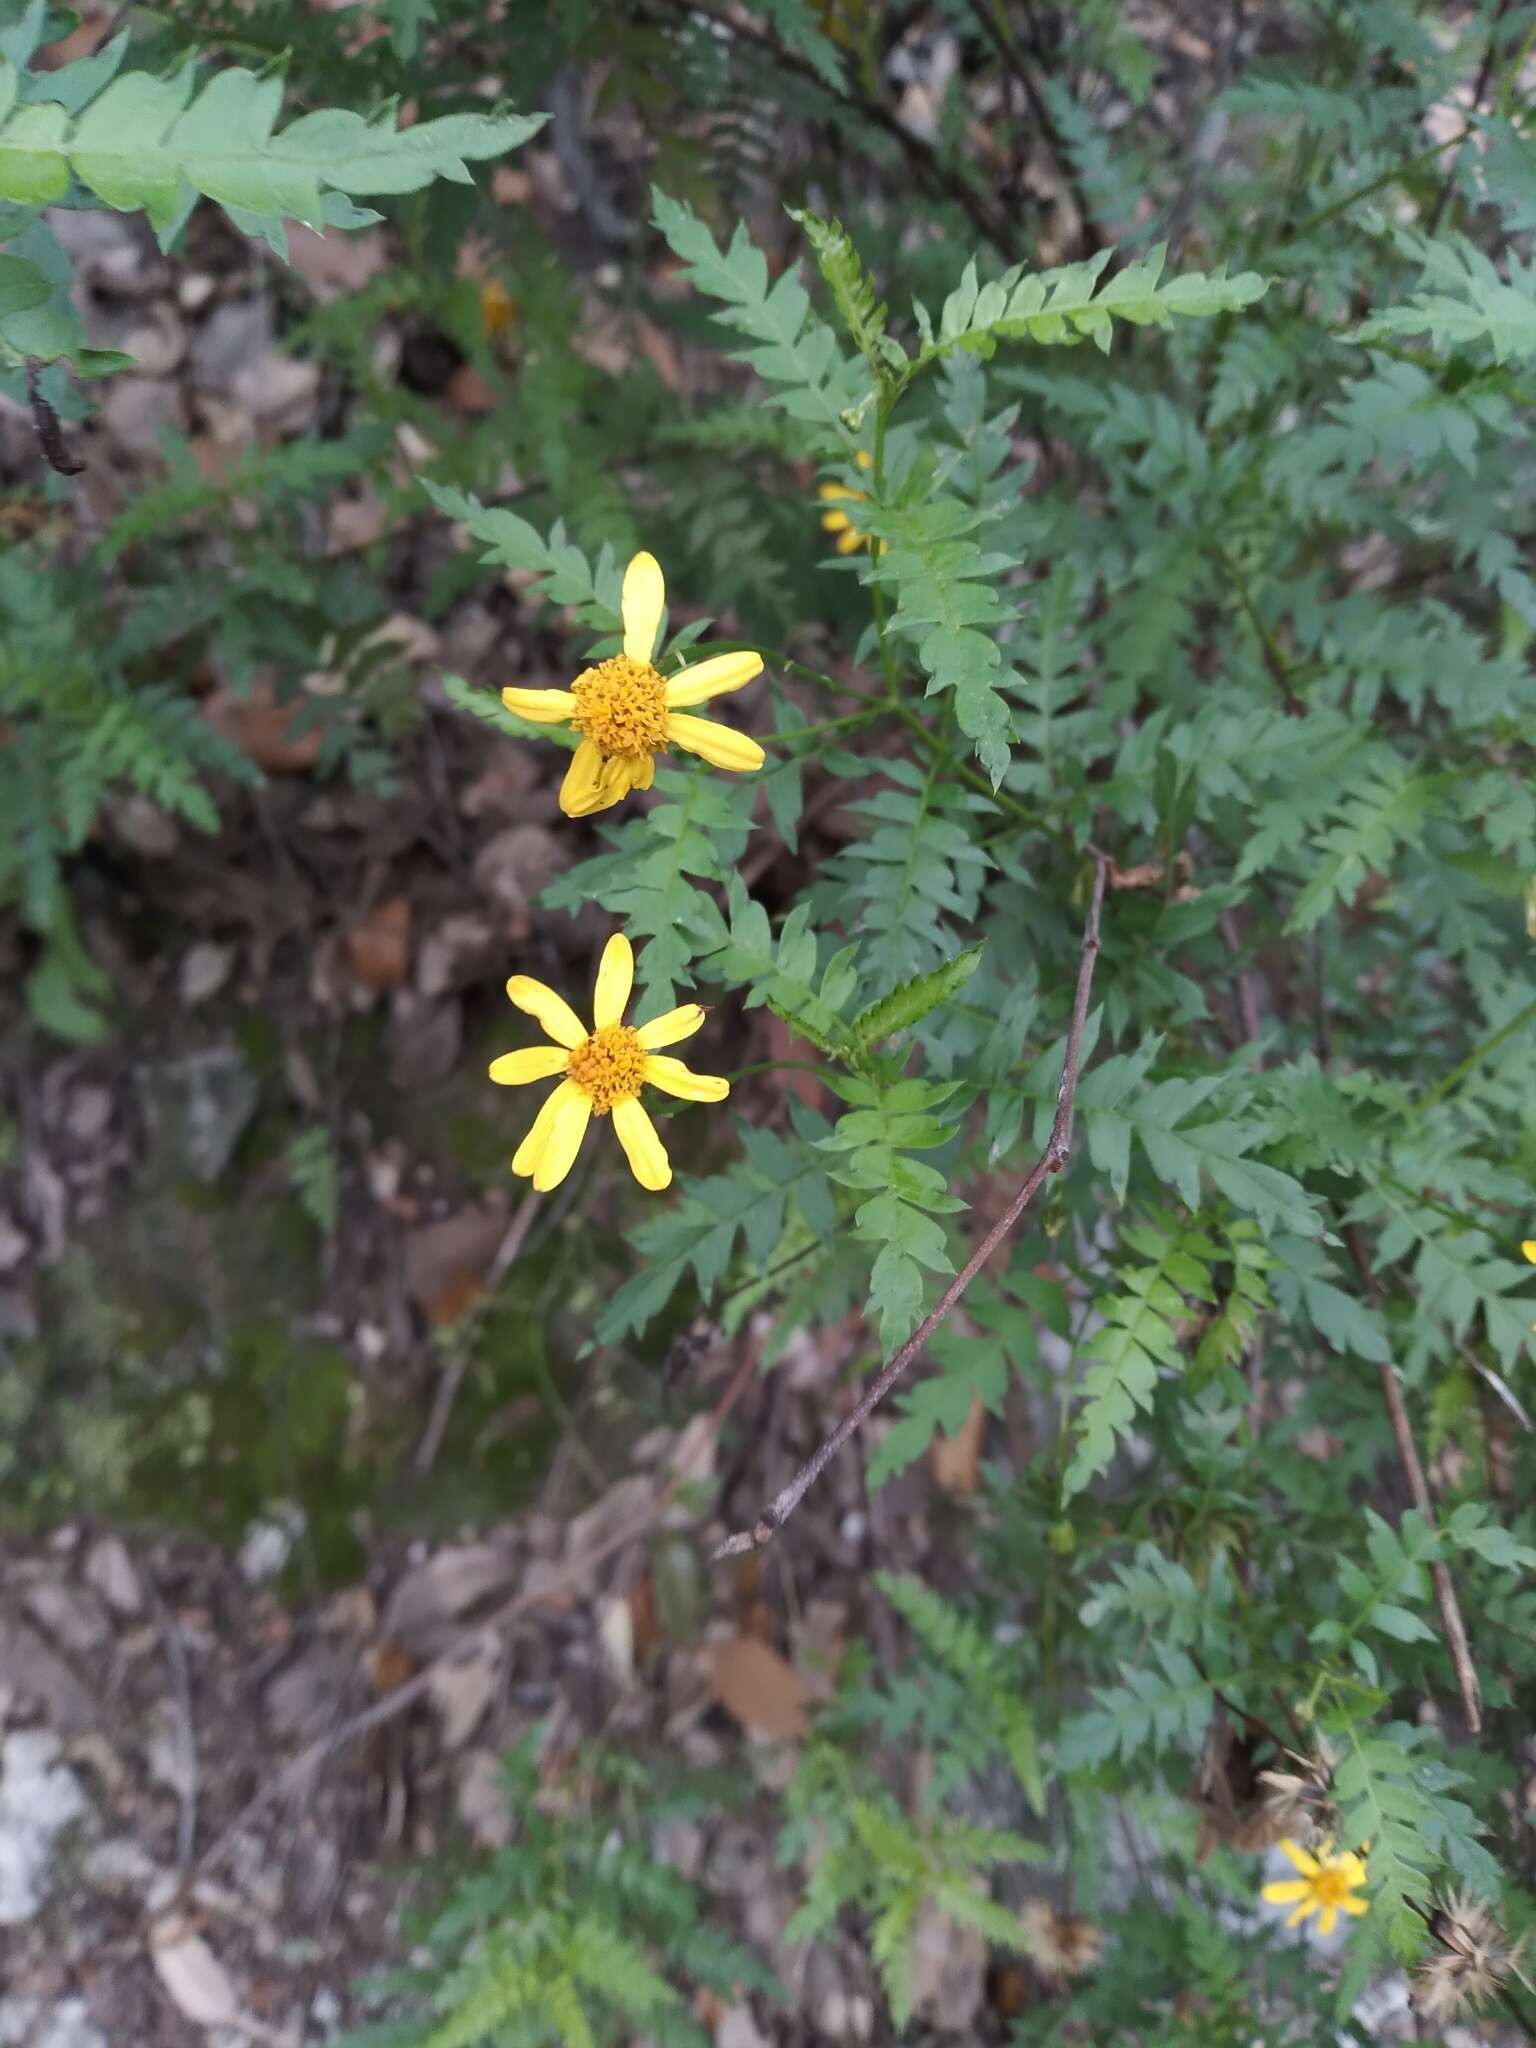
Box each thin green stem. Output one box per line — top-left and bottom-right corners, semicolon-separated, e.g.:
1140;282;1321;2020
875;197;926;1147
868;402;900;696
1494;17;1536;118
1215;543;1305;712
771;708;886;745
691;640;884;703
1418;997;1536;1110
727;1057;829;1083
892;700;1037;825
1286;128;1471;246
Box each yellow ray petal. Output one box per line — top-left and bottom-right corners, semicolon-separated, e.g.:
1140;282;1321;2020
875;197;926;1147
596;753;644;810
1317;1906;1338;1938
505;976;587;1050
818;482;857;504
1276;1841;1320;1879
559;736;607;817
1523;1239;1536;1263
821;509;853;535
532;1085;591;1192
665;713;766;773
664;651;764;709
622;550;665;663
489;1044;570;1086
512;1077;581;1177
501;687;578;723
1337;1854;1368;1887
1339;1893;1369;1915
612;1095;671;1190
643;1054;729;1102
636;1004;705;1050
593;932;634;1030
835;526;864;554
1262;1882;1311;1905
630;752;655;791
1286;1902;1315;1928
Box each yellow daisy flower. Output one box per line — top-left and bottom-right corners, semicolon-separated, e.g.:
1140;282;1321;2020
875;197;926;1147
1262;1839;1370;1938
491;932;729;1193
501;551;765;818
818;448;880;555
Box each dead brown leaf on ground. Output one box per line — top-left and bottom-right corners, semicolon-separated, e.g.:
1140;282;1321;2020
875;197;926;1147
708;1635;808;1742
347;896;413;991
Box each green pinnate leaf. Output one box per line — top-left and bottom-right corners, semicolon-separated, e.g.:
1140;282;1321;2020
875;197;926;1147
852;942;985;1049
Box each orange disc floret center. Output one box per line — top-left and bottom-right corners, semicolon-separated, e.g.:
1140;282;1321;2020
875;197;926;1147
570;657;670;757
566;1024;648;1114
1313;1867;1355;1910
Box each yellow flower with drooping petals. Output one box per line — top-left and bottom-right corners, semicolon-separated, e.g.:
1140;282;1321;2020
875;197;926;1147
501;552;764;818
1262;1839;1369;1938
818;448;881;555
491;932;728;1193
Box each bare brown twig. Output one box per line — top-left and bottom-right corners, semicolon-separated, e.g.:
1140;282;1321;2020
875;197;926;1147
196;1342;764;1878
148;1582;198;1873
413;1187;540;1473
716;855;1109;1558
1345;1225;1483;1734
643;0;1022;262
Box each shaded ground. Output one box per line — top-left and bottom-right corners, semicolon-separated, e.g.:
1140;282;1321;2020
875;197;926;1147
0;69;951;2042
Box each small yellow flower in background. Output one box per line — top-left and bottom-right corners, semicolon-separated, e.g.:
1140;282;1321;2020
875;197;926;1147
491;932;729;1193
480;278;517;339
501;551;765;818
1522;1238;1536;1264
1262;1838;1369;1937
818;448;881;556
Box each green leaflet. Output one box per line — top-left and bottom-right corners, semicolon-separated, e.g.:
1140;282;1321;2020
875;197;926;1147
851;942;985;1049
1354;230;1536;364
913;242;1268;365
790;207;904;384
651;188;869;442
864;497;1019;784
0;54;543;244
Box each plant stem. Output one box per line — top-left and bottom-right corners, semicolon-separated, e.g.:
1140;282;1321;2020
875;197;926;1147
1418;997;1536;1110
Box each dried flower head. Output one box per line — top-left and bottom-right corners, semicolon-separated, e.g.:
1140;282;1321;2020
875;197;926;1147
1413;1889;1529;2026
1020;1899;1105;1984
1194;1719;1336;1858
1255;1739;1339;1849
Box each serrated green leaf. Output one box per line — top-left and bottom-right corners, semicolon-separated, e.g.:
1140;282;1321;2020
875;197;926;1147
852;942;985;1048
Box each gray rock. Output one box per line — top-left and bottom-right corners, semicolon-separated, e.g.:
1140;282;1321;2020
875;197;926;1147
0;1998;108;2048
83;1535;143;1617
137;1044;260;1185
0;1731;90;1925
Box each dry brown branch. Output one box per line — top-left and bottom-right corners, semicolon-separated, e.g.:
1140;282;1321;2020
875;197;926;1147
716;855;1109;1558
196;1342;764;1878
413;1187;541;1472
1346;1225;1483;1734
149;1582;198;1873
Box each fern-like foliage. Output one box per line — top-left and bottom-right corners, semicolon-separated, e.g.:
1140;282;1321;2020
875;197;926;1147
340;1737;778;2048
0;53;541;241
0;2;541;370
594;1113;837;1345
782;1742;1042;2028
911;244;1267;366
1355;230;1536;363
651;189;869;443
865;496;1021;782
